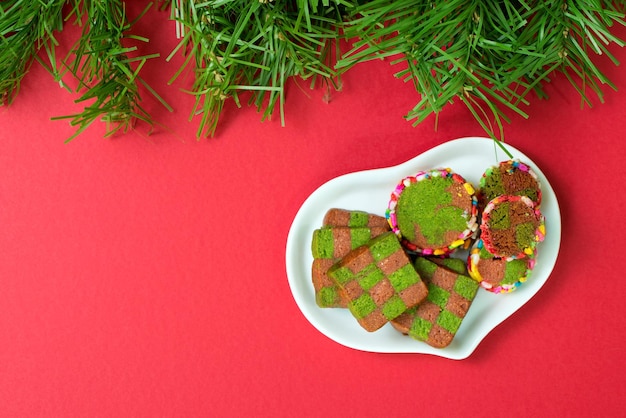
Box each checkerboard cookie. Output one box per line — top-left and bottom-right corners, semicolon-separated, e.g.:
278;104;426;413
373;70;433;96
391;257;479;348
311;226;389;308
428;257;468;276
328;232;428;332
323;208;390;229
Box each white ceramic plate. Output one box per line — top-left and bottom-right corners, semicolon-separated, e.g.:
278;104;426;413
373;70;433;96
285;137;561;359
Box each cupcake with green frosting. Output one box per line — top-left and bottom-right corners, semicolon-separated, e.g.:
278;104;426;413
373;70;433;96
386;168;479;256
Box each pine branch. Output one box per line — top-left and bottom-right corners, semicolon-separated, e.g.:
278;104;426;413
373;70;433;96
3;1;626;142
168;0;354;138
337;0;626;141
0;0;67;106
52;1;171;141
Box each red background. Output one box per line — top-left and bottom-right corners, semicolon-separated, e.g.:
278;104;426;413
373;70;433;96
2;5;625;417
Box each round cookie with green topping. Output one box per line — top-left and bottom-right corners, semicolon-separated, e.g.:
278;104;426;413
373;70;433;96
479;159;542;207
386;168;479;256
467;238;536;294
480;194;545;259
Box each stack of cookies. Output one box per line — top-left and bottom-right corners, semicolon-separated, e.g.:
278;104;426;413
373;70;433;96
311;209;391;308
311;208;478;348
309;160;547;348
467;160;546;294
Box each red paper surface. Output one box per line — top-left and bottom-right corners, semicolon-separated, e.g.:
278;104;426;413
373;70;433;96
1;5;625;417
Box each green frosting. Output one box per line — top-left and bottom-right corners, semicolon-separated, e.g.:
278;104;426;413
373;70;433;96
350;294;377;319
368;232;401;261
409;317;432;341
396;176;467;246
388;263;420;292
382;296;408;320
437;310;462;334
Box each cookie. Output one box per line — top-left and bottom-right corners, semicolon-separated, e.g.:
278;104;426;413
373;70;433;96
323;208;390;229
328;232;428;332
480;194;546;259
311;226;389;308
467;238;536;294
391;257;479;348
428;257;468;276
386;168;478;255
479;160;542;207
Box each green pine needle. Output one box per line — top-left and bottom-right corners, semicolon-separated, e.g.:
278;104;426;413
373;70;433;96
0;0;67;106
2;1;626;141
337;0;626;142
1;0;171;141
53;1;171;142
168;0;350;138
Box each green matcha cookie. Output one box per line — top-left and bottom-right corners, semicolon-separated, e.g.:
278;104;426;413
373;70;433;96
386;168;479;256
